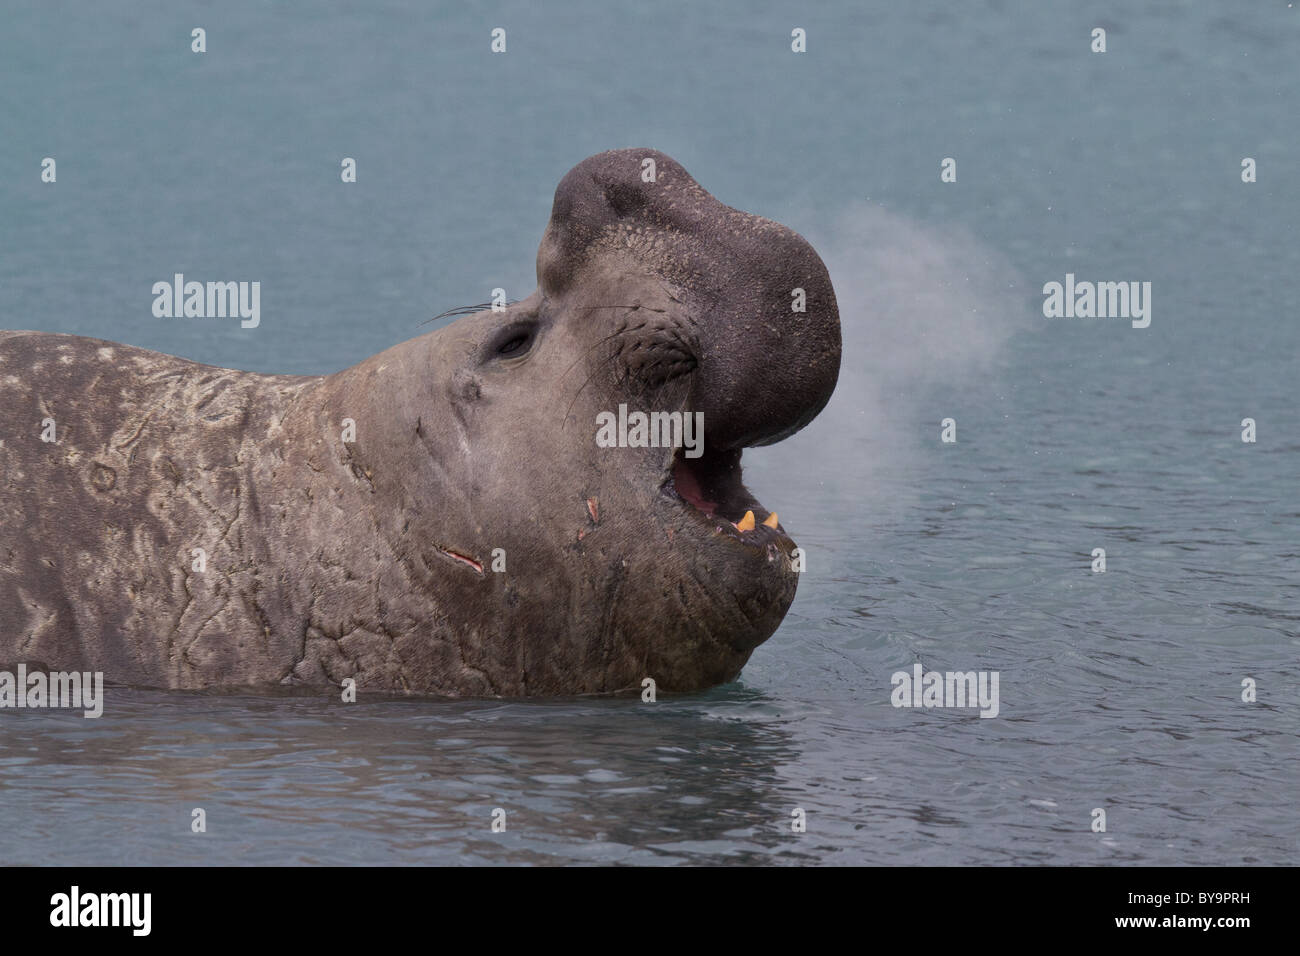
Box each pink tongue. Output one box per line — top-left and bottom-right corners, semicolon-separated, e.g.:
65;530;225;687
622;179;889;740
672;457;718;516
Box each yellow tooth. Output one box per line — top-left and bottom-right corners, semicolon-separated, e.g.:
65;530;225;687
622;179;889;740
762;512;779;529
736;510;755;532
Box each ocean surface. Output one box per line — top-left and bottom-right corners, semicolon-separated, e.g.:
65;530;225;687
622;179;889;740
1;1;1296;865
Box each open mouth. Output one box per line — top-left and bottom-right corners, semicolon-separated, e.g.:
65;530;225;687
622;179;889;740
662;447;789;542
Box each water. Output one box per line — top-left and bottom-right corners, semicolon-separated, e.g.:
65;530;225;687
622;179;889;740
1;1;1297;865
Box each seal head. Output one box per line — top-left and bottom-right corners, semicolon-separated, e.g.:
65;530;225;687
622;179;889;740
357;147;842;691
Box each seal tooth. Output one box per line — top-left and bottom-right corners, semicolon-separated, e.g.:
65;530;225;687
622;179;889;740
762;511;779;529
736;510;755;532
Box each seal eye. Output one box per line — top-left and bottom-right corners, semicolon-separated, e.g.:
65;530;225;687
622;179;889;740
496;334;530;356
487;321;538;362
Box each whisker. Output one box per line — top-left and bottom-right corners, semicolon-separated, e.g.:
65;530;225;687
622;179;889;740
563;346;623;424
421;302;501;327
557;303;696;426
557;309;654;422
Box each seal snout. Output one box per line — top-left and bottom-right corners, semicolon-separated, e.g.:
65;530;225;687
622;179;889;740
538;148;841;454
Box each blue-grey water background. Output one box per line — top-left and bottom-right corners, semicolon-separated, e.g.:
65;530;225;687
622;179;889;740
1;1;1297;865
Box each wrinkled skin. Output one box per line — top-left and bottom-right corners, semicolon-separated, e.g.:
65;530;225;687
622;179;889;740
0;149;840;695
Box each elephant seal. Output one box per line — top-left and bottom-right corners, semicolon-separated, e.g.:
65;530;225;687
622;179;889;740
0;148;840;695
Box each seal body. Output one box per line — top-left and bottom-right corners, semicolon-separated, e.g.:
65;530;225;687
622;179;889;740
0;149;840;695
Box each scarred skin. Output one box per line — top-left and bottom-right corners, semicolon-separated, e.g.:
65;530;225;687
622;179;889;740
0;149;840;695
